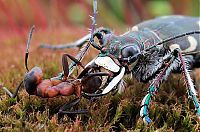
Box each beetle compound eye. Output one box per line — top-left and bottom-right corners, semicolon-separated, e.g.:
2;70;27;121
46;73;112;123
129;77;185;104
121;45;140;58
120;45;141;63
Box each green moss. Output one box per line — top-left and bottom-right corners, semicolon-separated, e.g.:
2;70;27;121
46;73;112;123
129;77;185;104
1;72;199;131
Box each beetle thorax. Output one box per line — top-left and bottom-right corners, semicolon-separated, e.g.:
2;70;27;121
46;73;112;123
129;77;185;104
132;47;168;82
100;34;142;58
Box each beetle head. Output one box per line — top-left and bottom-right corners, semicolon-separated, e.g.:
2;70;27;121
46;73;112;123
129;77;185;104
94;33;122;58
84;31;143;97
94;31;142;65
119;44;141;64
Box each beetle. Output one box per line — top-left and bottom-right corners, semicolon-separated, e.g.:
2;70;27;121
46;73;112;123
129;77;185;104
41;15;200;124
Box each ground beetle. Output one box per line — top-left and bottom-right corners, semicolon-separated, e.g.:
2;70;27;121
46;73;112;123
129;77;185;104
42;15;200;124
84;16;200;124
40;0;200;124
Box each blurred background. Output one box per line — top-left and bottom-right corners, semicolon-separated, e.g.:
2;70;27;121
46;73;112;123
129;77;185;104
0;0;199;73
0;0;199;41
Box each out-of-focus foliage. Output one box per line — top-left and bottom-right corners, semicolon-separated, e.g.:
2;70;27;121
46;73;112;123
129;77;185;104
0;0;199;35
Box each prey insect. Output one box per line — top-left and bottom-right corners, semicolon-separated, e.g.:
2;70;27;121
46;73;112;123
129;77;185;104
1;0;111;115
1;26;111;115
42;15;200;124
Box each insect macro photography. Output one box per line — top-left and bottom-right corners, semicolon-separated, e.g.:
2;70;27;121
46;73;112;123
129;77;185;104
0;0;199;131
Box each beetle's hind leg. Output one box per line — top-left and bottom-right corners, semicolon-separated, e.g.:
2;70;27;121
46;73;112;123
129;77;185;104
177;49;200;118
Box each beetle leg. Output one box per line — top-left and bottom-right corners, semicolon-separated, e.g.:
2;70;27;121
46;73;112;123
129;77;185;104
177;49;200;118
58;98;88;115
140;54;176;124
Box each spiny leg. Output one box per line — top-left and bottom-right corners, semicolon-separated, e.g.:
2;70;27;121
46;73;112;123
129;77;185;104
45;27;112;79
177;50;200;118
140;54;177;124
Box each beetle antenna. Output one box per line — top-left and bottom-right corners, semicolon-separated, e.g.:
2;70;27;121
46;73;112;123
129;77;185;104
25;25;35;71
90;0;97;41
145;31;200;51
67;0;98;76
156;31;200;46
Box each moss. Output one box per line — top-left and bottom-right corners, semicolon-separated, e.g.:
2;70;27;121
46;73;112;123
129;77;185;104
0;29;199;131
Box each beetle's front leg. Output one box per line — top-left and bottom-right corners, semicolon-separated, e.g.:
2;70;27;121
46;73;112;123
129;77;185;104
177;50;200;118
140;54;176;124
